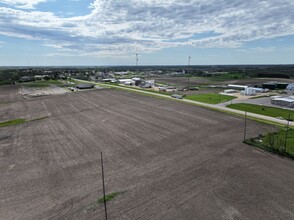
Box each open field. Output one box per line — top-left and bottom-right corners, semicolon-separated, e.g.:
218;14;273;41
21;84;68;98
1;85;294;220
185;93;236;104
227;103;294;119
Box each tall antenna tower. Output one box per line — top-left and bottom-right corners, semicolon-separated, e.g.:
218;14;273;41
136;53;139;66
188;56;191;67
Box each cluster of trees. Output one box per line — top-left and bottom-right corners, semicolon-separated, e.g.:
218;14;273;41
257;73;290;78
0;70;24;85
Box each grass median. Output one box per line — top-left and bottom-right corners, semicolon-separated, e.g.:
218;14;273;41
227;103;294;119
185;93;236;104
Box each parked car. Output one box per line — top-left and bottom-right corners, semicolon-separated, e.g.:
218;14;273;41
158;86;167;92
171;94;183;99
189;87;199;91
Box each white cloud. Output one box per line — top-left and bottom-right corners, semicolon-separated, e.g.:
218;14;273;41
0;0;48;9
1;0;48;9
0;0;293;56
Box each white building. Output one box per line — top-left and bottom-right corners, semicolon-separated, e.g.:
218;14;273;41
227;84;248;90
271;96;294;108
119;79;133;84
243;87;268;96
224;89;238;94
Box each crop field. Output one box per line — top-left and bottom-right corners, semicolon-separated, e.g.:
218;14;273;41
1;85;294;220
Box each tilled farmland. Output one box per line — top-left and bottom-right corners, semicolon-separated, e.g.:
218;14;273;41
0;86;294;220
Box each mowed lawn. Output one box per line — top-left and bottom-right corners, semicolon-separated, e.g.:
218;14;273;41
227;103;294;119
185;93;236;104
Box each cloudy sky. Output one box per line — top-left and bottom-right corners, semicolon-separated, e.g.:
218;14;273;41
0;0;293;66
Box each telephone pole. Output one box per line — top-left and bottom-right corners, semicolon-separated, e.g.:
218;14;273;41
187;56;191;90
284;114;290;152
101;152;108;220
243;111;247;141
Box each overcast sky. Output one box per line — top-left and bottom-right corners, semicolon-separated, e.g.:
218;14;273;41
0;0;293;66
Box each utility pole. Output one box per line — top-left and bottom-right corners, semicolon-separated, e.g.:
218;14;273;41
136;53;138;66
243;111;247;141
101;152;108;220
284;114;290;152
187;56;191;90
188;56;191;67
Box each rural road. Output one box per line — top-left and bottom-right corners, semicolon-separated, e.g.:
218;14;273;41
75;79;294;127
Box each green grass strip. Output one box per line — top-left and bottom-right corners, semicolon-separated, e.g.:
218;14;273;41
0;116;49;127
97;192;123;203
227;103;294;119
0;118;26;127
185;93;236;104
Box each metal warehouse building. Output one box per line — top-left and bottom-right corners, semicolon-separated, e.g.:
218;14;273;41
75;84;95;89
271;97;294;108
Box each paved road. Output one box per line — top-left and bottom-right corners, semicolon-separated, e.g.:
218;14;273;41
75;79;294;127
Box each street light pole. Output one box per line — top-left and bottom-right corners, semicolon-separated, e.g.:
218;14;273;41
244;111;247;141
284;114;290;152
101;152;108;220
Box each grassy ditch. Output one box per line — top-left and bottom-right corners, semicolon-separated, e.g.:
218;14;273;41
0;116;49;127
97;192;124;203
0;118;26;127
244;128;294;159
185;93;236;104
227;103;294;119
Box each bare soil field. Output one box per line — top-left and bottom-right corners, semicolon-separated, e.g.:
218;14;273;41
1;85;294;220
21;85;68;98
